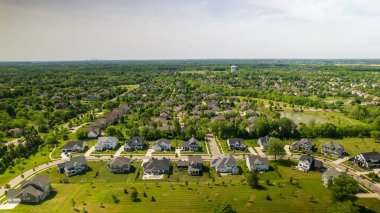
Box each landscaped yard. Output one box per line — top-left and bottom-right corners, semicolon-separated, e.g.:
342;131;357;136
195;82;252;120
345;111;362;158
8;160;345;213
312;137;379;157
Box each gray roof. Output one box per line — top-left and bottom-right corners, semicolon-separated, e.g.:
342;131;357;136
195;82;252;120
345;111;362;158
227;138;244;146
292;138;313;148
64;156;87;169
188;155;202;164
299;154;314;163
247;155;269;166
143;157;170;172
324;168;346;179
97;137;118;145
257;136;270;146
109;157;131;167
176;160;189;167
213;155;237;169
155;138;171;146
61;141;85;150
360;152;380;161
323;142;344;150
126;136;145;146
6;189;22;198
21;175;50;189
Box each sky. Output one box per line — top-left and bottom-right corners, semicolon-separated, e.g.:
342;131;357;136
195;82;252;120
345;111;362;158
1;0;380;61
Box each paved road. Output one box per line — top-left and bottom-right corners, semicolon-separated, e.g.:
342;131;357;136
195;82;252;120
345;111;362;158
0;159;66;198
206;134;222;158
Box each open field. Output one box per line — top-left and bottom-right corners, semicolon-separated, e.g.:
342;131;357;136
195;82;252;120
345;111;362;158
312;138;380;157
8;160;340;213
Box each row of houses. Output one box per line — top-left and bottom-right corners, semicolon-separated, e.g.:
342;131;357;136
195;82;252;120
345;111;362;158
258;137;345;158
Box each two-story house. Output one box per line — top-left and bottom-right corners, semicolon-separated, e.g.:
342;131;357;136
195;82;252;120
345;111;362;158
176;155;203;176
125;136;146;151
95;137;118;151
182;137;200;152
7;175;52;203
290;138;314;152
321;142;345;158
153;138;171;152
108;157;131;173
211;155;239;174
257;135;271;150
57;156;87;177
296;154;323;172
227;138;247;150
246;155;269;172
354;152;380;168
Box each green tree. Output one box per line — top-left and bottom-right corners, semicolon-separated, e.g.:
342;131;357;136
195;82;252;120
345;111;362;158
370;131;380;143
327;201;359;213
76;128;88;140
247;172;259;189
267;138;285;160
213;201;237;213
131;190;139;202
331;176;359;202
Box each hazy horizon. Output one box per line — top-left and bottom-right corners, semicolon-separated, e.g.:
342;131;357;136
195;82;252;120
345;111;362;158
2;0;380;61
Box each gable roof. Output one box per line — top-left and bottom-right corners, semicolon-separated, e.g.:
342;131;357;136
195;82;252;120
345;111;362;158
21;175;50;189
109;157;131;167
247;155;269;166
227;138;244;145
61;141;85;150
64;156;87;169
213;155;237;169
324;168;346;179
126;136;145;145
360;152;380;161
188;155;202;164
299;154;314;163
323;142;344;150
143;157;170;172
97;137;118;145
155;138;171;146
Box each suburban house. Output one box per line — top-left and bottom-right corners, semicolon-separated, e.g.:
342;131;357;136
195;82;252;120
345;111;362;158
211;155;239;174
182;137;200;152
153;138;171;152
108;157;131;173
142;157;170;175
176;155;203;176
95;137;118;151
354;152;380;168
322;168;346;187
125;136;146;151
290;138;314;152
227;138;247;150
61;141;86;153
246;155;269;172
87;126;100;138
296;154;323;172
57;156;87;177
321;142;345;158
7;175;52;203
257;135;271;150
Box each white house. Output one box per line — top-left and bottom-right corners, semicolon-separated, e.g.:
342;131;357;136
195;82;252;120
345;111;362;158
246;155;269;172
95;137;118;151
296;154;323;172
231;65;237;72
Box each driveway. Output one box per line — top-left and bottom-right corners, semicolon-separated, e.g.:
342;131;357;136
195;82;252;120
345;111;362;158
0;201;20;210
175;148;181;157
145;149;155;157
84;146;95;157
114;146;125;157
248;147;257;155
284;145;292;156
206;134;222;157
254;147;266;157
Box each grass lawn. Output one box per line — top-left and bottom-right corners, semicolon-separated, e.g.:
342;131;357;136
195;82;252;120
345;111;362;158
0;146;52;186
356;198;380;212
9;160;340;213
312;138;380;157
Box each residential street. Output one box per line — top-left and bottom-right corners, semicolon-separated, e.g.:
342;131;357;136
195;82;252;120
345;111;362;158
206;134;222;157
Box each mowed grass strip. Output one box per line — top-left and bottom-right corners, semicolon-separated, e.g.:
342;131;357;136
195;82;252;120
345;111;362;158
10;161;333;213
